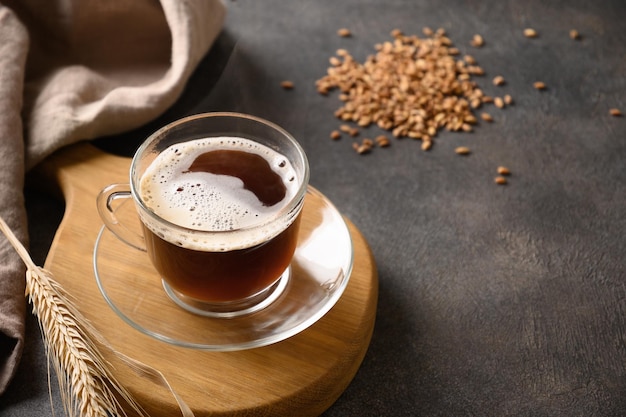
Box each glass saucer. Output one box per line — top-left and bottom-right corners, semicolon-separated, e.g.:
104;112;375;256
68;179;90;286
92;186;354;351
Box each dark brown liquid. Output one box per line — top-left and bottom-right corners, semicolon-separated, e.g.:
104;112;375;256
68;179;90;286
143;216;301;302
143;148;299;303
187;149;287;207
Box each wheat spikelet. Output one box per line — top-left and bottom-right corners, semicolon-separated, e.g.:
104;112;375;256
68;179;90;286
26;267;144;417
0;216;145;417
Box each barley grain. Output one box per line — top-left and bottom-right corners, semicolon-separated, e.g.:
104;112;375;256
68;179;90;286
464;55;476;65
375;135;391;147
471;34;484;47
523;28;538;38
481;113;493;122
338;28;352;37
493;75;505;86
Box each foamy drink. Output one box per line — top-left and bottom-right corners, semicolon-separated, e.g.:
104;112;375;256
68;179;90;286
138;137;302;303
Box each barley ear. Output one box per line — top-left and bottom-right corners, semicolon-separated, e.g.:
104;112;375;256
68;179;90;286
0;216;146;417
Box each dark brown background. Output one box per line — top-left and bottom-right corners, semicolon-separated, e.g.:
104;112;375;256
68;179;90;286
2;0;625;415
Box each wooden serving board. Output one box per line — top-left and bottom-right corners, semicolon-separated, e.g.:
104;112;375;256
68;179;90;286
34;142;378;416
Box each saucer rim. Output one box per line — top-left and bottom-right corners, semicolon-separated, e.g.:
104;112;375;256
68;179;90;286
92;186;354;351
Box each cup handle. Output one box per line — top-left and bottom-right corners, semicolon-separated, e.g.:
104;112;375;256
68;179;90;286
96;184;146;251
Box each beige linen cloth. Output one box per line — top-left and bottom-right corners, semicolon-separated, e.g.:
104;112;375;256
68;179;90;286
0;0;226;394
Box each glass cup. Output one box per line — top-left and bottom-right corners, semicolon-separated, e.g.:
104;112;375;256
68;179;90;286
97;112;310;317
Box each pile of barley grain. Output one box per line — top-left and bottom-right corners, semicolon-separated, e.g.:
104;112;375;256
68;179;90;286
313;26;621;184
316;28;492;152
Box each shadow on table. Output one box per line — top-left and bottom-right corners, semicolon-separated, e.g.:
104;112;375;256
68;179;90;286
322;266;440;416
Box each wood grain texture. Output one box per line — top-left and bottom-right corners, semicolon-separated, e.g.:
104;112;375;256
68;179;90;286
36;142;378;416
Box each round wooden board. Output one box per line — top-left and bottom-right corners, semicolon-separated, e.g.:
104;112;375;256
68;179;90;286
36;142;378;416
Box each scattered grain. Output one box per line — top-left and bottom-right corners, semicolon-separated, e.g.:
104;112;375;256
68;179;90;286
375;135;391;147
569;29;580;40
464;55;476;65
455;146;471;155
355;142;372;154
523;28;538;38
495;176;508;185
609;108;622;117
280;80;294;89
470;34;484;47
494;97;505;108
330;130;341;140
504;94;513;105
533;81;547;90
338;28;352;37
481;112;493;122
492;75;505;86
349;127;360;137
468;65;485;75
421;140;432;151
317;30;498;153
465;114;478;124
339;124;352;133
497;166;511;175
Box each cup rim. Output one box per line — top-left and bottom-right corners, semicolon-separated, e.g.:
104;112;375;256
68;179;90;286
129;112;310;237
